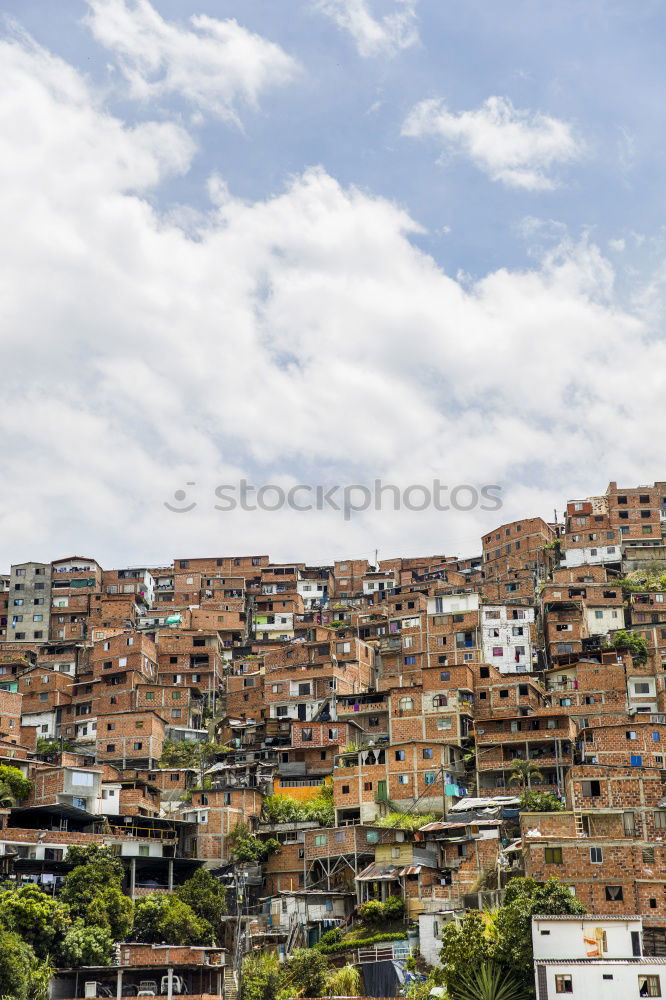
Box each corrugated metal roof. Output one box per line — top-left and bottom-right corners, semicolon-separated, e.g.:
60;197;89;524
355;862;401;882
399;865;422;876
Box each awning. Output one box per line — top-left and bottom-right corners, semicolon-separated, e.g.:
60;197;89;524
356;862;401;882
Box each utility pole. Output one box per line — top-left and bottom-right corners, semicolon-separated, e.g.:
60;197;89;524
440;765;448;823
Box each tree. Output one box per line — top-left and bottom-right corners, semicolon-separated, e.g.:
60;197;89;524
34;737;77;761
227;823;280;863
508;759;544;792
494;878;586;996
241;951;281;1000
64;844;124;876
61;847;132;940
520;790;564;812
0;884;70;959
0;928;51;1000
176;869;226;942
440;910;496;996
282;948;329;998
0;765;32;805
606;629;649;664
159;740;231;772
58;921;115;967
133;893;213;946
449;963;528;1000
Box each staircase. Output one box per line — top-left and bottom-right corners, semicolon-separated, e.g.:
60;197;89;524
223;969;238;1000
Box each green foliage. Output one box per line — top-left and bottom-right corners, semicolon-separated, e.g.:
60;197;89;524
282;948;329;998
0;884;70;959
440;879;586;999
619;567;666;594
159;739;231;770
0;928;51;1000
133;893;213;946
507;759;544;791
448;962;528;1000
317;927;343;946
316;930;408;954
605;629;649;664
176;869;226;942
228;822;281;863
64;845;124;876
402;967;447;1000
61;847;132;940
241;951;281;1000
0;765;32;804
493;878;586;996
359;894;405;925
440;911;496;996
58;921;115;967
34;737;77;760
326;964;363;997
520;791;564;812
374;812;439;831
262;785;335;827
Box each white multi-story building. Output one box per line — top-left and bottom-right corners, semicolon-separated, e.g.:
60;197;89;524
533;914;666;999
480;604;535;674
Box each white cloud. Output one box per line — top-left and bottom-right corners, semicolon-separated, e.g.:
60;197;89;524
0;27;664;569
403;95;583;190
85;0;298;122
314;0;419;57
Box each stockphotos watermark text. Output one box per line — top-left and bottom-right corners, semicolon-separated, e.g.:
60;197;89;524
164;481;503;521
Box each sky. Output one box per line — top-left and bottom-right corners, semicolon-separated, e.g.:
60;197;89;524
1;0;666;569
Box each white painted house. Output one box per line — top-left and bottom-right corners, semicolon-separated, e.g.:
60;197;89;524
480;604;535;674
533;914;666;999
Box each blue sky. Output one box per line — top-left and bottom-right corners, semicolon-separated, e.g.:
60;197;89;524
0;0;665;567
8;0;666;274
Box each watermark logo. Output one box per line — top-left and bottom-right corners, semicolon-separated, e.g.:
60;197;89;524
164;480;503;521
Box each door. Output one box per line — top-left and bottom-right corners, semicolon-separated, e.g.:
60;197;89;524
298;704;307;721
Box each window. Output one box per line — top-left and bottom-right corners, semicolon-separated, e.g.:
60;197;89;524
638;975;661;997
631;755;643;766
424;772;436;785
545;847;562;864
627;731;637;740
437;718;452;730
72;771;94;786
106;744;116;752
555;976;573;994
440;670;450;681
398;774;410;784
133;742;143;750
314;834;327;846
590;847;603;864
395;750;406;761
492;646;503;657
605;885;623;901
499;689;509;699
363;781;373;791
341;785;350;794
581;780;601;797
398;697;414;712
301;728;313;742
328;728;339;740
366;829;379;843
